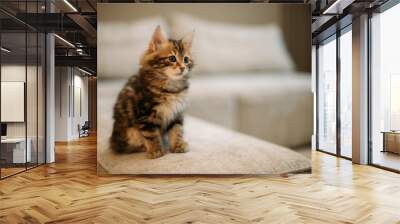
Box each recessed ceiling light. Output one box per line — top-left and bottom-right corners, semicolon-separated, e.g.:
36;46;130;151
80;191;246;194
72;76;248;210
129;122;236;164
54;34;75;48
63;0;78;12
323;0;354;15
1;47;11;53
78;67;93;76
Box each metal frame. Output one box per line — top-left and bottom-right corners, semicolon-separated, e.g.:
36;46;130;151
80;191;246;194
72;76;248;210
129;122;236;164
336;28;341;158
0;20;2;179
315;44;319;151
367;11;373;166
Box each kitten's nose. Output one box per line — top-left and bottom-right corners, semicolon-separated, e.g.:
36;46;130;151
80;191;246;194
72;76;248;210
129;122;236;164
179;66;185;73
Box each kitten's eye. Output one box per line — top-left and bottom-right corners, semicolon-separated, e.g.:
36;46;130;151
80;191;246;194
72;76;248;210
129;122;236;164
168;55;176;62
183;56;190;64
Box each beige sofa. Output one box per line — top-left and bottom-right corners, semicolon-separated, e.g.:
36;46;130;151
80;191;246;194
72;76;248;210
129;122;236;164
98;7;312;149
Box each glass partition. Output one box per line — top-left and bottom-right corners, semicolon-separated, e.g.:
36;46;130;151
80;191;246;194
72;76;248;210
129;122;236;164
0;2;46;179
1;31;28;177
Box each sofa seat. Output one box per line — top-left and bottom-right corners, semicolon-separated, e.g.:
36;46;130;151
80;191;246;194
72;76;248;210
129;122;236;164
98;114;310;175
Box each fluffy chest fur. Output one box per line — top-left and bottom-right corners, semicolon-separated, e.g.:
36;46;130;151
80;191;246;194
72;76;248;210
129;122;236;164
155;92;187;127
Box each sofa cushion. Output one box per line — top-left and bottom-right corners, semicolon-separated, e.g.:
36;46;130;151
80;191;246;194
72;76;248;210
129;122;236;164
170;13;295;74
98;17;169;79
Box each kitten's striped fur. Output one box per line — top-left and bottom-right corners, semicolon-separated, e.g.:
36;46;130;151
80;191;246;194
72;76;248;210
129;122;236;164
111;26;194;159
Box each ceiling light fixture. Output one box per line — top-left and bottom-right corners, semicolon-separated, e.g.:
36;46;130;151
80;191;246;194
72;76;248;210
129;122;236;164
323;0;354;15
63;0;78;12
1;47;11;53
54;34;75;48
76;48;85;55
78;67;93;76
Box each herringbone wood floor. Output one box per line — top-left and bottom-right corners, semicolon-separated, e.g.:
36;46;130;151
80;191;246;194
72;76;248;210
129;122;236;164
1;135;400;224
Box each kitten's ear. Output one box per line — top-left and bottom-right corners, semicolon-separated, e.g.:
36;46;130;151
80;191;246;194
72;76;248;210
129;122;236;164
149;25;168;52
182;30;194;49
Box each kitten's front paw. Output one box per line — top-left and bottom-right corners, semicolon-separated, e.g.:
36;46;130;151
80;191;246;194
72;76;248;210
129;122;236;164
146;150;164;159
171;141;188;153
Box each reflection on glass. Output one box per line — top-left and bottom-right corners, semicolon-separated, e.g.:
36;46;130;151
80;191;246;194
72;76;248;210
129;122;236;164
318;37;337;154
371;3;400;171
340;29;352;158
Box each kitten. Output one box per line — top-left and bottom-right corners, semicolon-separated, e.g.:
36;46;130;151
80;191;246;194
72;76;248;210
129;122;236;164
110;26;194;159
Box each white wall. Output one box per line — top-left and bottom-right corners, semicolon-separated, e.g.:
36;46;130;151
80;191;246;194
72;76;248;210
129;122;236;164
55;67;89;141
1;65;26;139
1;63;47;164
1;65;36;138
55;66;70;141
71;73;89;138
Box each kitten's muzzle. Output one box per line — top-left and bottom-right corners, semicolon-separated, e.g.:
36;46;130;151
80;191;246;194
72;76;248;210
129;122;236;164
177;67;186;76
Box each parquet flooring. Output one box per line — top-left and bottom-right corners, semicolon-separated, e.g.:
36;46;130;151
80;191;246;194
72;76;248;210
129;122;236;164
0;135;400;223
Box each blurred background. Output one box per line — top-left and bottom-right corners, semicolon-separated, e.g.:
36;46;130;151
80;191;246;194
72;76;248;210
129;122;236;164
98;3;312;156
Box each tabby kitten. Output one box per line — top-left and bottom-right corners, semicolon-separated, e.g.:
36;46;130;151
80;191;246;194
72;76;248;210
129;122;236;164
111;26;194;159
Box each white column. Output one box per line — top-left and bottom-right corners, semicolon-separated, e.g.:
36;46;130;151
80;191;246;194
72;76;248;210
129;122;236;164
352;14;369;164
46;33;55;163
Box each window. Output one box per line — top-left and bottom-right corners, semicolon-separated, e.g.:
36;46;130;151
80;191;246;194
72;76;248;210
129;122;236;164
370;2;400;171
317;36;337;154
339;28;352;158
316;25;353;159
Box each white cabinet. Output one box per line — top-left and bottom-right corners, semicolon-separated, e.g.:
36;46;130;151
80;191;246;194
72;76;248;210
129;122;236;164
1;138;32;163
